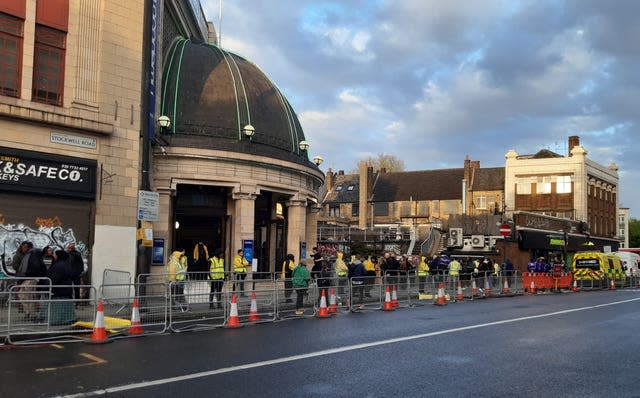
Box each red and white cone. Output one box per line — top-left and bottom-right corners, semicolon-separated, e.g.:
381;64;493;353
471;278;478;297
391;285;399;308
502;278;510;295
435;282;447;306
87;300;110;344
455;280;464;301
328;288;338;314
529;280;537;294
316;289;331;318
248;291;260;322
484;277;492;297
225;294;243;328
572;279;579;292
128;297;144;335
383;286;394;311
609;278;616;290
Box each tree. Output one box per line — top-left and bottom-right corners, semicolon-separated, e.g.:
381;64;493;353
629;218;640;247
351;153;405;173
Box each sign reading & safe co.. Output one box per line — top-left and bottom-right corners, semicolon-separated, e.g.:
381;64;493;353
0;146;97;199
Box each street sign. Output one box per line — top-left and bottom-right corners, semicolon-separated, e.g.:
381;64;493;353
137;190;159;221
499;223;512;237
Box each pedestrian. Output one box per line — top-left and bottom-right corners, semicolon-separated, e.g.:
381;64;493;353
417;256;430;293
334;251;348;302
9;241;29;275
281;254;295;303
312;247;323;271
449;257;461;283
315;260;332;305
66;242;85;301
232;249;248;297
527;257;536;274
363;255;376;297
209;249;225;309
17;242;46;318
383;251;400;289
46;250;77;325
166;249;187;309
292;258;310;315
348;254;366;309
42;246;55;271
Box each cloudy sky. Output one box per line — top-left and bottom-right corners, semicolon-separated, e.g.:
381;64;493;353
202;0;638;217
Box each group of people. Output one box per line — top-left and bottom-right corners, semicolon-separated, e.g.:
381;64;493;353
0;240;85;322
165;245;250;310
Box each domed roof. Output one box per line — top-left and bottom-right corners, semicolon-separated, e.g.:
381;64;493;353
160;39;311;166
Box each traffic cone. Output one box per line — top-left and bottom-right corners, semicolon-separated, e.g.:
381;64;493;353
609;278;616;290
502;278;510;295
383;286;395;311
316;289;331;318
391;285;399;308
87;300;110;344
128;297;144;335
328;288;338;314
471;278;478;297
484;277;492;297
435;282;447;306
225;294;242;328
572;279;579;292
529;280;537;294
248;291;260;322
455;280;464;301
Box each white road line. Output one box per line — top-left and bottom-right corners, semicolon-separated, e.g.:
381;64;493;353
53;296;640;398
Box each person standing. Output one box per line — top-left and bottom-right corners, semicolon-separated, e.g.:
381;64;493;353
348;255;366;309
46;250;77;325
334;252;348;302
312;247;323;271
363;255;376;297
292;259;310;315
417;256;430;293
449;257;461;282
66;242;85;301
232;249;249;297
209;249;225;309
384;251;400;289
17;243;46;318
42;246;55;271
281;254;295;303
166;250;187;309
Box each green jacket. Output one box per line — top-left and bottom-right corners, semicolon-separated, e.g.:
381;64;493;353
292;264;310;288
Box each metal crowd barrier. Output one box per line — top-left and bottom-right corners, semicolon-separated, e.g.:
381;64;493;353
1;277;52;343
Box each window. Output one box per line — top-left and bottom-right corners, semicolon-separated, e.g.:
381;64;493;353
32;24;66;105
400;202;411;216
373;202;389;216
329;205;340;217
536;176;552;194
619;215;625;224
347;185;354;191
556;175;572;193
335;185;342;191
476;195;487;209
620;228;625;237
0;12;23;97
516;177;533;194
351;203;359;217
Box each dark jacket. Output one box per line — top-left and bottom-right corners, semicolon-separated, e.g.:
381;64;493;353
383;256;400;276
49;251;74;298
68;250;85;278
348;261;366;285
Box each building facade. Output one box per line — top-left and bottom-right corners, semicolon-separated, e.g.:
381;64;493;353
0;0;144;283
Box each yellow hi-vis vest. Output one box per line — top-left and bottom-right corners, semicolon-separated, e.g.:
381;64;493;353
449;260;461;277
418;257;429;276
234;254;248;273
364;259;376;272
176;258;186;281
209;257;224;280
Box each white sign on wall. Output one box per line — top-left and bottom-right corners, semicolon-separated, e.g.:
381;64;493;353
50;132;97;149
137;190;159;221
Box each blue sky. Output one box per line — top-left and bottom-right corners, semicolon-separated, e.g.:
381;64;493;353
202;0;639;218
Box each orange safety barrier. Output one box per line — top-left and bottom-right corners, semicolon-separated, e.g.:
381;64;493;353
522;272;572;291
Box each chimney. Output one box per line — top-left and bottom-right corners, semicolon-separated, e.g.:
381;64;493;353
470;160;480;170
359;162;368;229
326;168;334;191
568;136;580;156
338;170;344;176
367;166;374;193
463;155;471;182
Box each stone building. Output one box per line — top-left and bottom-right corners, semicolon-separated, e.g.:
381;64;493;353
0;0;145;283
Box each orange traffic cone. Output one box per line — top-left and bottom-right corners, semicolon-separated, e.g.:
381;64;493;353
484;277;492;297
502;278;510;295
455;280;464;301
391;285;399;308
529;280;537;294
128;297;144;335
572;279;579;292
87;300;110;344
471;278;478;297
328;288;338;314
248;291;260;322
225;294;243;328
316;289;331;318
435;282;447;306
609;279;616;290
383;286;395;311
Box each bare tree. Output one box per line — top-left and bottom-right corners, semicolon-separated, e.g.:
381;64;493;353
351;153;405;173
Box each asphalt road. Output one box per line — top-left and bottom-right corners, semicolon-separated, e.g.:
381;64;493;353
2;289;640;398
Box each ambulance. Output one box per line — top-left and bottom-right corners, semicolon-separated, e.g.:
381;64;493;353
572;252;625;281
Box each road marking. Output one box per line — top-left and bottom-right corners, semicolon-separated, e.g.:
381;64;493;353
36;353;107;372
53;296;640;398
51;344;65;349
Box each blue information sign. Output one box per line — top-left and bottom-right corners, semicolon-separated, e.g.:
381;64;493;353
242;240;253;264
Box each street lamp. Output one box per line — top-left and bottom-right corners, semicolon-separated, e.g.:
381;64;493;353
243;124;255;139
158;115;171;130
313;155;324;166
299;140;309;151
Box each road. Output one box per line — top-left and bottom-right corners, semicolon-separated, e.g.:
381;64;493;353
2;289;640;398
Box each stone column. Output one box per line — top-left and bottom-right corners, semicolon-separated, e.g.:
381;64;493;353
231;189;258;256
286;198;308;262
152;188;173;276
306;204;321;251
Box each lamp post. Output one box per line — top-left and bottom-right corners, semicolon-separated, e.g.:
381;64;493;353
299;140;309;151
313;155;324;166
243;124;255;140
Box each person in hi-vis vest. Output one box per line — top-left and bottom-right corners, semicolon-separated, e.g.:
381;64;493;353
233;249;249;297
208;249;225;309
